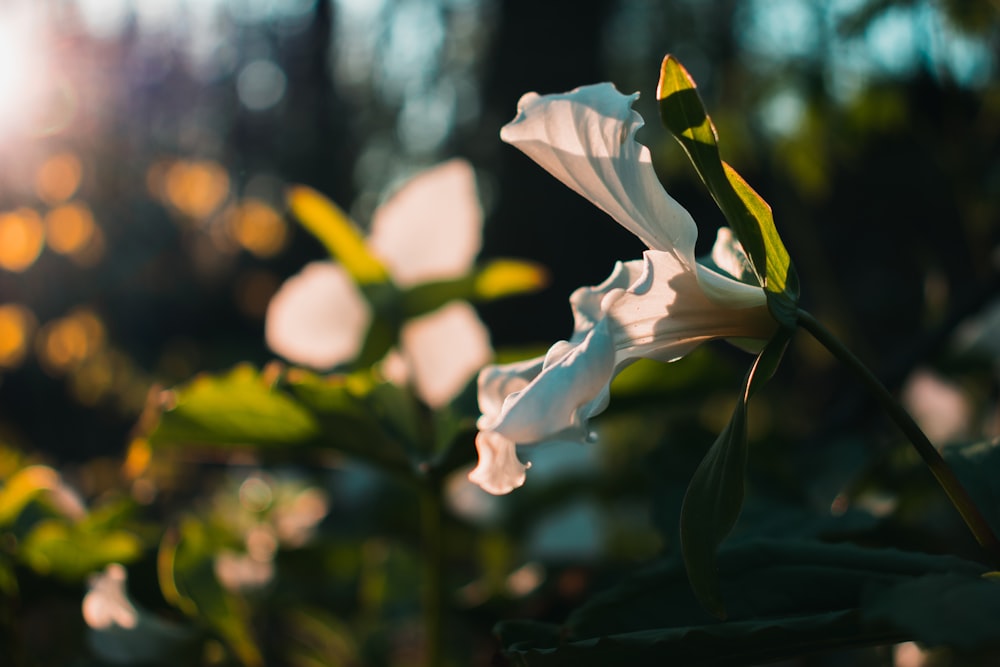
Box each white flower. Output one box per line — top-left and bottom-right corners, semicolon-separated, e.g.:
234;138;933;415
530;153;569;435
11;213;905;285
83;563;139;631
82;564;196;663
468;83;776;495
265;159;492;408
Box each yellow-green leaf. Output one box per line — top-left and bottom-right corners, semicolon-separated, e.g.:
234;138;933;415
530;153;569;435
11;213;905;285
657;55;799;327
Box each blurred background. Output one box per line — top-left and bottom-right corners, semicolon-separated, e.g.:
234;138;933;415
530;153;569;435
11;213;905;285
1;2;999;666
0;0;997;463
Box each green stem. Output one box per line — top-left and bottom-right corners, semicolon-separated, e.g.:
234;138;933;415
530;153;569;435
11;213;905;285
419;478;445;667
796;308;1000;561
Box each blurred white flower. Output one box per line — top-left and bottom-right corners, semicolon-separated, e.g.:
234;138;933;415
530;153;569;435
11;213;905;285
469;84;776;494
82;564;197;663
83;563;138;630
901;368;971;445
266;159;492;407
214;549;275;592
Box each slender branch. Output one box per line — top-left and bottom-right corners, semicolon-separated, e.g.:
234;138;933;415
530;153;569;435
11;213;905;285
796;308;1000;561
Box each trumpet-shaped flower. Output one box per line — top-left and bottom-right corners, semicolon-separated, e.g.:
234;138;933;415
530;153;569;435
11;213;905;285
469;84;777;495
265;160;492;408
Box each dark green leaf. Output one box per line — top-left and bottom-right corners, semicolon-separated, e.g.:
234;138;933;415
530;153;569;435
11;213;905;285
500;539;989;666
679;332;790;617
862;573;1000;651
944;439;1000;538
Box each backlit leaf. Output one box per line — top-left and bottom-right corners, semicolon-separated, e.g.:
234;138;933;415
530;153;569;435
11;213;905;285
657;55;799;327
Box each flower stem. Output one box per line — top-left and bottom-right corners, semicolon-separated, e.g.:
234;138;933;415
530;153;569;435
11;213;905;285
796;308;1000;561
419;478;446;667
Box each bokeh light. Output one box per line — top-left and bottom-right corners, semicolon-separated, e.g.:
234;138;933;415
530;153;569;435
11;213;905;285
36;152;83;204
0;303;38;369
236;59;287;111
0;208;45;272
36;308;106;376
161;159;231;220
44;202;97;256
225;199;287;257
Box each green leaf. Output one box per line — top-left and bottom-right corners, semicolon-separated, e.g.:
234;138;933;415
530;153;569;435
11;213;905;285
280;369;419;474
147;365;418;476
20;519;143;581
944;439;1000;538
679;332;790;617
159;516;263;667
656;55;799;327
148;364;321;448
862;573;1000;652
286;185;390;285
0;465;62;527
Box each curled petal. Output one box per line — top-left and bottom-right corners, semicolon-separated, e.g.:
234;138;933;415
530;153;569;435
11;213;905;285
468;430;529;495
398;301;493;408
479;317;616;445
477;356;544;423
265;262;372;369
501;83;697;259
470;251;775;494
368;159;483;287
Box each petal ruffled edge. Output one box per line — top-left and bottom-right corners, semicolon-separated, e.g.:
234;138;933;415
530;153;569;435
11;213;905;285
500;83;697;260
468;430;529;495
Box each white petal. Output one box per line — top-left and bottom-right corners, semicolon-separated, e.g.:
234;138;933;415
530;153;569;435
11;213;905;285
477;355;545;423
709;226;756;284
398;301;493;408
265;261;372;369
479;317;616;444
468;429;529;495
83;564;138;630
600;251;773;361
500;83;697;258
475;250;773;456
368;159;482;287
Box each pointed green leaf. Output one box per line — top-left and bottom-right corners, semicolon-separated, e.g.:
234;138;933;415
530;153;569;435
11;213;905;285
286;185;390;285
657;55;799;327
679;332;790;617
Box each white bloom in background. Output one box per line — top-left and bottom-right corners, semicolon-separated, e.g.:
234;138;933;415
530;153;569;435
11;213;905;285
265;159;492;408
469;84;776;495
83;563;138;630
82;563;197;663
901;368;971;445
